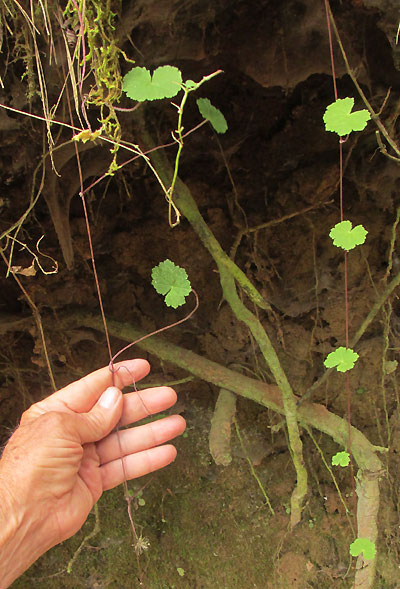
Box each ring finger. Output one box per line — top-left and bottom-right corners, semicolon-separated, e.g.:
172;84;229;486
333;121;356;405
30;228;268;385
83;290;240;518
96;414;186;465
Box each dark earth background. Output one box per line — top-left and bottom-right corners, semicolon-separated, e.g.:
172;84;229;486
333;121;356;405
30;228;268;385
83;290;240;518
1;0;400;587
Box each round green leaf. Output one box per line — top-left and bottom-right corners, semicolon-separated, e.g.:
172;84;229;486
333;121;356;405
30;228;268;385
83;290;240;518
329;220;367;251
350;538;376;561
123;66;182;102
323;97;370;136
332;451;350;467
324;347;359;373
151;259;192;308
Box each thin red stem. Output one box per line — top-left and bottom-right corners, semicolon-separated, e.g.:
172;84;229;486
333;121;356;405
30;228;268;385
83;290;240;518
324;0;356;529
110;290;199;366
324;0;338;100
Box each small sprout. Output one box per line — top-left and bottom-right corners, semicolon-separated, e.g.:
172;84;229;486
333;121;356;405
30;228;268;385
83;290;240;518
177;567;185;577
324;347;359;373
123;66;183;102
332;451;350;467
384;360;398;375
323;97;370;136
138;497;146;507
196;98;228;134
350;538;376;561
185;79;197;89
329;220;367;251
152;259;192;308
356;387;368;395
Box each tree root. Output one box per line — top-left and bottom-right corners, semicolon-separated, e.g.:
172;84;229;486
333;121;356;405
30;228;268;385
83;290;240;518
209;388;237;466
136;119;307;527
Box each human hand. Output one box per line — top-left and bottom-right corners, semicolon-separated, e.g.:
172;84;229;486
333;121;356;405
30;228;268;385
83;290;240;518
0;359;185;587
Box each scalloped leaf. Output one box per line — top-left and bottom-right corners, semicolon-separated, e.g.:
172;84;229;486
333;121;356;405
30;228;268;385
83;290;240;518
323;97;370;136
332;451;350;467
123;66;182;102
196;98;228;133
329;220;367;251
324;347;359;373
350;538;376;561
151;259;192;308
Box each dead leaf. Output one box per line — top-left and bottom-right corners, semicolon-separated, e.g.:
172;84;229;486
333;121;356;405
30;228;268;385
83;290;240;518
10;262;37;276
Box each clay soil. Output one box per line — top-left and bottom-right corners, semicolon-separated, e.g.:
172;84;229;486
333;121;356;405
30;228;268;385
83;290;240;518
1;1;400;587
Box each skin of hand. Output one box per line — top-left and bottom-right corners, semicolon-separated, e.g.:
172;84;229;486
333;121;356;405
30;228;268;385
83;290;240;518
0;359;186;588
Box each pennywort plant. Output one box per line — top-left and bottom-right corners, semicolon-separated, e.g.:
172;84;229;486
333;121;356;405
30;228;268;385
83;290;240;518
322;97;369;384
122;65;227;226
323;96;376;561
322;96;369;383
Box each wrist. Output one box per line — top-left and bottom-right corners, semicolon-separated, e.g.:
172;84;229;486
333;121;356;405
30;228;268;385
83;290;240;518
0;466;47;588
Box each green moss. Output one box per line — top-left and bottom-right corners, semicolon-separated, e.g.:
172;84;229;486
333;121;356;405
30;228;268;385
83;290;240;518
63;0;131;169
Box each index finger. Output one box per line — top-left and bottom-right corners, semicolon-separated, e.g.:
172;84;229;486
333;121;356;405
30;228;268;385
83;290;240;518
38;359;150;414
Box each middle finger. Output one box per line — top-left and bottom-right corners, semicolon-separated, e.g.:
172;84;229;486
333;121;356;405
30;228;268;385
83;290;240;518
119;386;177;426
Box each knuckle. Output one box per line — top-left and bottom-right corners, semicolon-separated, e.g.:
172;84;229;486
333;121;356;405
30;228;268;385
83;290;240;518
36;410;70;431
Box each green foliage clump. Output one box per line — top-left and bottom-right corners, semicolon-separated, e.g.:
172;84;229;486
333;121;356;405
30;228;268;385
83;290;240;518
63;0;131;167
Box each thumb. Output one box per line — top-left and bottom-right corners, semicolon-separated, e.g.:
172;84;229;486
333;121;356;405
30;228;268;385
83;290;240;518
75;386;123;444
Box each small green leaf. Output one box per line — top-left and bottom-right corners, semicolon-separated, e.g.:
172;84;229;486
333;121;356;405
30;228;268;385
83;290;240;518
323;97;370;136
138;497;146;506
152;259;192;308
356;387;367;395
329;220;367;251
332;451;350;467
324;347;359;373
350;538;376;561
185;79;197;89
384;360;398;375
177;567;185;577
196;98;228;133
123;66;182;102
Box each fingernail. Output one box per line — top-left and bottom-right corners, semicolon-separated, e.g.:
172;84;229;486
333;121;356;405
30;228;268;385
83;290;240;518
99;387;120;409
